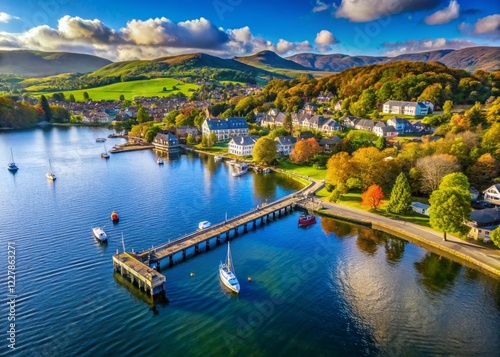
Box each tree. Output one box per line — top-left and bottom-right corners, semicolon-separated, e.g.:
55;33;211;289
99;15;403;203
466;153;499;190
491;227;500;249
375;136;386;150
486;96;500;123
443;100;453;114
144;126;161;142
252;137;277;165
418;83;443;105
209;132;217;147
415;154;460;195
137;107;150;123
119;94;125;100
186;134;195;145
284;112;292;133
387;173;412;215
69;94;76;102
429;187;471;241
83;92;90;101
289;138;321;164
464;101;484;126
325;152;354;187
164;110;180;126
370;109;381;120
439;172;470;192
38;95;51;121
481;123;500;159
361;184;384;210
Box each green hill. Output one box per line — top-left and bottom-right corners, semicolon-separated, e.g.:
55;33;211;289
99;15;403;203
90;52;281;84
0;50;112;77
234;50;312;72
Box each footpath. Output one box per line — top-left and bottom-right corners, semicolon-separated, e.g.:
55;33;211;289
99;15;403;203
298;177;500;279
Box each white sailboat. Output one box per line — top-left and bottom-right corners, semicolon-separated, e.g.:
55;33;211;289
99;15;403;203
101;144;109;159
219;242;240;294
7;148;18;172
46;158;56;181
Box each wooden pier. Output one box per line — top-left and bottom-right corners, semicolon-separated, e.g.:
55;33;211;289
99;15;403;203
112;178;323;296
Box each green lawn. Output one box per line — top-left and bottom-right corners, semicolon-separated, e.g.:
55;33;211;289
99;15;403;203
276;159;327;180
318;190;431;227
220;80;247;86
28;78;200;101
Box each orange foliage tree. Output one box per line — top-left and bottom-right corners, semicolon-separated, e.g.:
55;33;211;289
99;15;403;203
361;184;385;210
290;138;321;164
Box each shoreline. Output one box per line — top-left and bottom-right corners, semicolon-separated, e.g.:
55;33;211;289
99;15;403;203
180;145;500;279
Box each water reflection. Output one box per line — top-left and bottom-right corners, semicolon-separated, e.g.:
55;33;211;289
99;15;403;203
320;217;355;238
414;253;462;294
356;228;384;255
253;172;276;200
384;236;406;264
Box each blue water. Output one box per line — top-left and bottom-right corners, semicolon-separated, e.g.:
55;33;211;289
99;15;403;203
0;126;499;357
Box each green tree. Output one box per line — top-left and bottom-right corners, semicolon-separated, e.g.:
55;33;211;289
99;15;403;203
164;110;180;126
209;132;217;146
284;112;292;133
69;94;76;102
186;134;195;145
491;227;500;249
83;92;90;101
464;101;484;126
429;173;472;241
119;94;125;100
201;135;208;147
375;135;386;150
137;107;150;123
370;109;381;120
252;137;277;165
144;126;161;142
486;97;500;123
387;173;412;215
38;95;51;121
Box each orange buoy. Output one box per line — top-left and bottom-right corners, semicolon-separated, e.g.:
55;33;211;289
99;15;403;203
190;273;195;277
247;277;252;282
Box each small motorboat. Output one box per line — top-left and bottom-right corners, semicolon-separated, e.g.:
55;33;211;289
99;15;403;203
110;211;119;222
96;137;106;142
298;214;316;228
232;163;248;177
198;221;211;230
92;227;108;242
46;158;56;180
214;155;223;161
157;157;164;165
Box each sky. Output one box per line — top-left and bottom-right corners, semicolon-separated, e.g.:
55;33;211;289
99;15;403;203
0;0;499;61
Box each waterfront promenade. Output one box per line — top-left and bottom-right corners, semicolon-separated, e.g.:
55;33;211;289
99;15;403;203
301;178;500;278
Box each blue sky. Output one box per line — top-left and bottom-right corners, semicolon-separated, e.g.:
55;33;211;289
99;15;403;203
0;0;498;60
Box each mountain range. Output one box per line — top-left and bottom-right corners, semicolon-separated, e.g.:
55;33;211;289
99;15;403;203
0;46;498;79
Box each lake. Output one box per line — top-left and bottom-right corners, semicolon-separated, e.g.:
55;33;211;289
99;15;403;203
0;126;499;356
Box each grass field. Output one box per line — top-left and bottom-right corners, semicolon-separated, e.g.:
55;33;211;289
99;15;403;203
28;78;200;101
276;159;327;180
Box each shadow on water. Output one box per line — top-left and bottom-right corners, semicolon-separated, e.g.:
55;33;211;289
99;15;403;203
113;273;169;314
414;253;462;295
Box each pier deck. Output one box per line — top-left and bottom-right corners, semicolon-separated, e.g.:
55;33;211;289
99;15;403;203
112;175;324;295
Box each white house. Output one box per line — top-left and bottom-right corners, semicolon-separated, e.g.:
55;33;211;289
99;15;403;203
260;109;286;127
274;136;297;156
202;117;249;142
374;124;399;138
483;184;500;204
411;202;430;216
383;101;431;116
228;136;257;157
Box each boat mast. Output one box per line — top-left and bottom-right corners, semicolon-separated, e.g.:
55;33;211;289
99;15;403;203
122;233;126;252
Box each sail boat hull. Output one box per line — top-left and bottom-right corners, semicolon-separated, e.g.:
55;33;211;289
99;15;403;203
7;148;18;172
219;264;240;293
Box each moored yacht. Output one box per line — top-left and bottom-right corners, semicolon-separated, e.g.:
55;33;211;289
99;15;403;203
92;227;108;242
219;242;240;294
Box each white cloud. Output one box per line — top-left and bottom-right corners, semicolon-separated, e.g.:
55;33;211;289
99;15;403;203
474;14;500;37
0;12;19;23
336;0;440;22
313;0;330;13
424;0;460;25
382;37;474;56
315;30;336;45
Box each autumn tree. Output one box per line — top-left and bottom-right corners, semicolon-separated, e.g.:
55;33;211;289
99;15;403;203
289;138;321;164
466;153;499;190
415;154;460;195
429;173;471;241
387;173;412;215
325;152;354;187
464;101;484;126
481;123;500;159
491;227;500;249
443;100;453;114
284;112;292;133
252;137;277;165
361;184;385;210
418;83;443;105
351;147;399;189
486;97;500;123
